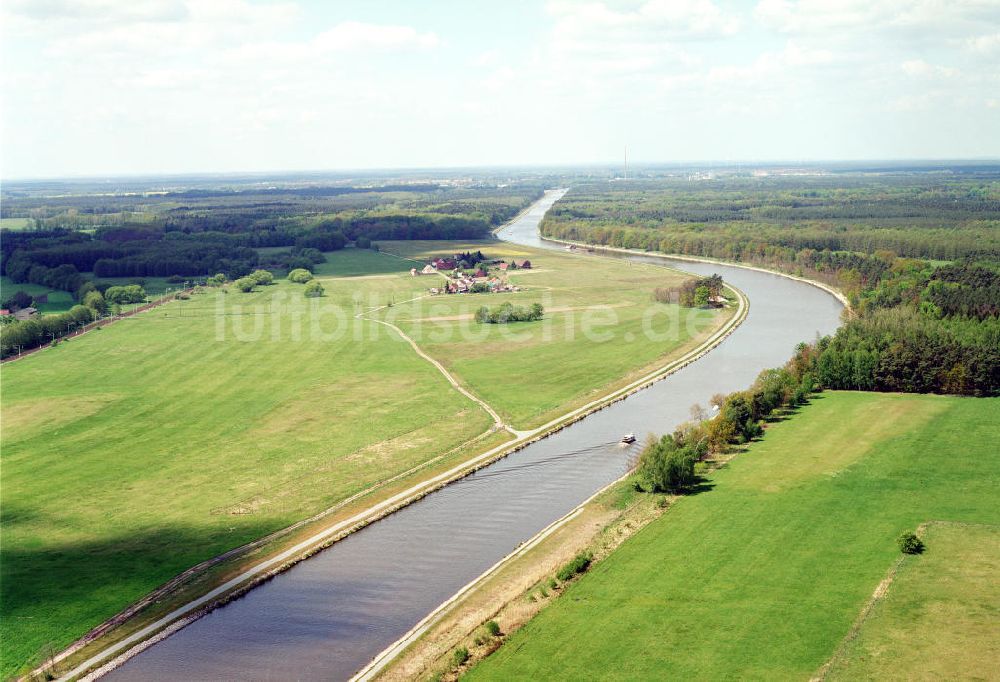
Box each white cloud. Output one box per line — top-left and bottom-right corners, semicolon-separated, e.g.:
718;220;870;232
1;0;998;176
313;22;439;52
755;0;1000;41
900;59;959;78
966;32;1000;55
543;0;737;75
2;0;191;24
547;0;739;48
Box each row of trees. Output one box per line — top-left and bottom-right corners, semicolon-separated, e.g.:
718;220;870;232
474;302;544;324
1;305;96;357
637;355;817;492
0;279;153;357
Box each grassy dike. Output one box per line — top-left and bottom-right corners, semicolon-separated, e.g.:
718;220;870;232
446;392;1000;681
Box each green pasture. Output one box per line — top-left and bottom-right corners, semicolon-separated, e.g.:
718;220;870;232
0;280;490;678
828;522;1000;680
382;241;727;429
0;218;33;230
0;277;75;314
471;392;1000;680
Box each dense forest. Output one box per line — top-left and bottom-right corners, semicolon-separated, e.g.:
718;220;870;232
543;175;1000;396
0;182;544;291
543;176;999;261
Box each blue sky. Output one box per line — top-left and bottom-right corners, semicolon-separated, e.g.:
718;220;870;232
2;0;998;177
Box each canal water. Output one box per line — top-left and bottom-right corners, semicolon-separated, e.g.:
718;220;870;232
104;189;843;681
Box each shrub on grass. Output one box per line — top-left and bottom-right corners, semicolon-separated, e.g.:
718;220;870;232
557;552;593;581
304;280;325;298
287;268;314;283
453;646;470;666
233;277;255;293
249;269;274;285
485;620;501;637
898;531;925;554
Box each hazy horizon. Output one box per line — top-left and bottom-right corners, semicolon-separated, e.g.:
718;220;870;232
3;0;999;178
6;158;1000;184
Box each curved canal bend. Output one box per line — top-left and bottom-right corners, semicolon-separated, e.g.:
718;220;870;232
102;190;844;681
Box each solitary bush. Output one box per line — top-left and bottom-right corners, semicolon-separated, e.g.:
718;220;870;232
452;646;470;666
355;235;372;249
304;280;325;298
249;269;274;285
485;620;501;637
556;552;592;581
475;301;544;324
233;277;255;293
287;268;314;283
898;531;925;555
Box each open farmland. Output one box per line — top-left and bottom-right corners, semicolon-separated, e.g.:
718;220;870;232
469;391;1000;680
0;273;489;677
1;242;731;678
380;241;731;429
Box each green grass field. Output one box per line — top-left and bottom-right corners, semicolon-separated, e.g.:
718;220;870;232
470;392;1000;680
0;280;490;678
1;244;729;678
827;522;1000;680
312;247;417;277
0;277;75;314
380;241;727;429
0;218;33;230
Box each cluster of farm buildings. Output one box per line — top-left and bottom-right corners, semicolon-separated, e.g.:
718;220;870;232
409;254;533;295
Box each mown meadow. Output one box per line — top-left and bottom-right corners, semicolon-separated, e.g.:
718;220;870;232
469;391;1000;680
381;241;731;429
1;255;482;678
